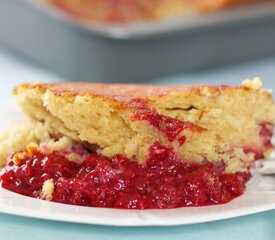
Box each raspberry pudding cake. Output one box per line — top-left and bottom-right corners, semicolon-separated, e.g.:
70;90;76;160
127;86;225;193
50;0;266;23
0;78;274;209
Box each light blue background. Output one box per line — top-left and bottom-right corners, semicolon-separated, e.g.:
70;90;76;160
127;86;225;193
1;48;275;240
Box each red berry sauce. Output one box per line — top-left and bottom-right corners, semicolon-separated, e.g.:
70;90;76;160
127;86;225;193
130;98;206;142
134;109;206;141
259;122;273;148
0;142;250;209
244;122;274;159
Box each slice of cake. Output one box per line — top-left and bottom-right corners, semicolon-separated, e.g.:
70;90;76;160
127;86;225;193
0;78;274;209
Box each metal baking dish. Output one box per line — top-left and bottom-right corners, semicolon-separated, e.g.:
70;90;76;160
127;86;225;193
0;0;275;83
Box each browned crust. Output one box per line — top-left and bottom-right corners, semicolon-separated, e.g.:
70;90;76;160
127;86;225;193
14;82;257;101
14;82;273;115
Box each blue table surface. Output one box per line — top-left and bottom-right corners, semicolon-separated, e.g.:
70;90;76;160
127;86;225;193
1;48;275;240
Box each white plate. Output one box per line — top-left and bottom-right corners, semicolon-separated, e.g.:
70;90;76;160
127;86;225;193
1;104;275;226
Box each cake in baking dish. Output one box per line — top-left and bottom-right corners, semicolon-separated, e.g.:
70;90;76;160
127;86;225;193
0;78;274;209
49;0;266;23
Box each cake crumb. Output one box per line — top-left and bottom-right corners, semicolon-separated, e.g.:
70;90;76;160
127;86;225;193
66;152;85;164
11;152;26;165
26;143;39;156
11;142;38;165
241;77;262;90
41;179;55;200
40;137;73;154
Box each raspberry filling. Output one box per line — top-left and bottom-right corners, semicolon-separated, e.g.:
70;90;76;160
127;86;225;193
0;142;250;209
244;122;274;159
134;109;206;142
131;98;206;143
